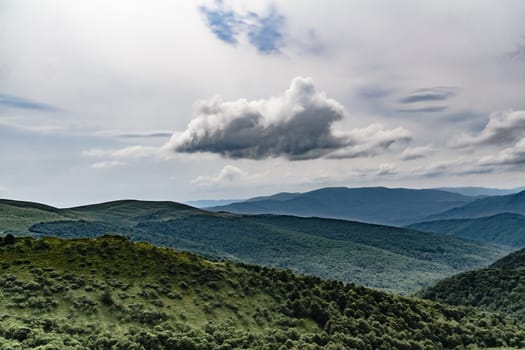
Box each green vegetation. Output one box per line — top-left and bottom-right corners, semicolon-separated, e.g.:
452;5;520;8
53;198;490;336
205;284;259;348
407;213;525;248
420;247;525;322
1;199;509;294
0;235;524;349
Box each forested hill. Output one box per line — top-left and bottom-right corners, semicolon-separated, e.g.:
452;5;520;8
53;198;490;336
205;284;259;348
0;235;523;349
420;247;525;322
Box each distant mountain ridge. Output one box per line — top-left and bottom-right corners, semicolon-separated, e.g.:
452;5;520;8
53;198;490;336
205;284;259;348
423;190;525;221
208;186;476;226
433;186;525;197
407;213;525;248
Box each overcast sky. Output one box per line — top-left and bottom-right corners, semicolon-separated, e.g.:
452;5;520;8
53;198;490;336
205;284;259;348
1;0;525;207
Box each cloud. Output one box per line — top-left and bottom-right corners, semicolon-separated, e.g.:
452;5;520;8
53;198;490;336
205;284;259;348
479;137;525;168
91;161;124;169
199;2;284;54
83;145;166;160
168;77;411;160
325;124;411;159
396;106;448;113
0;93;59;112
453;110;525;148
191;165;251;186
95;130;173;139
398;87;456;104
400;145;435;161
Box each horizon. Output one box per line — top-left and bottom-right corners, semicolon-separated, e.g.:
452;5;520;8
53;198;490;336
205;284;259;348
1;1;525;206
1;184;524;209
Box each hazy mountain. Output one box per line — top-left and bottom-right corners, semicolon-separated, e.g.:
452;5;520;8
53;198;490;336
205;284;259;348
424;190;525;221
208;187;476;226
1;198;508;294
185;199;243;208
421;247;525;322
1;236;523;349
434;186;525;197
407;213;525;248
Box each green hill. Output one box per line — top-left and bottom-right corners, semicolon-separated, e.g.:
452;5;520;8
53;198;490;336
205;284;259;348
0;235;524;349
420;248;525;321
0;199;510;294
407;213;525;248
208;187;476;226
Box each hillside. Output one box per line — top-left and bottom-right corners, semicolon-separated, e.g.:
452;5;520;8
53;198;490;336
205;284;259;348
420;248;525;322
0;235;524;349
1;198;509;294
407;213;525;248
425;190;525;221
207;187;475;226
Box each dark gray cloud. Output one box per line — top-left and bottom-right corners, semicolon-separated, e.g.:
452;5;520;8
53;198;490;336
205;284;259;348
0;93;59;112
168;77;411;160
396;106;448;113
399;87;456;104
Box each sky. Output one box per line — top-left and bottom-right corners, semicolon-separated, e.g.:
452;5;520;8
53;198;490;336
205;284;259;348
1;0;525;207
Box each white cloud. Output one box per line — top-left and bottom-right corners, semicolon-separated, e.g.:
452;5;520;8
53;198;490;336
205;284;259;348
191;165;255;186
479;137;525;168
453;110;525;148
90;160;124;169
400;145;435;161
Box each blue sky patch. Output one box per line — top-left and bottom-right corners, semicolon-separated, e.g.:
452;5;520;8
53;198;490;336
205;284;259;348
199;2;285;54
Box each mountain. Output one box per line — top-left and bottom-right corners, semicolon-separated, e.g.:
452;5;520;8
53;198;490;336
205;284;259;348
434;186;525;197
0;198;508;294
0;235;524;349
424;190;525;221
420;247;525;322
207;187;476;226
185;199;243;208
407;213;525;248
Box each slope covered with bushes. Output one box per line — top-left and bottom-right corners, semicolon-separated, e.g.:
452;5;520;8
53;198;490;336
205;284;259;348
0;235;524;349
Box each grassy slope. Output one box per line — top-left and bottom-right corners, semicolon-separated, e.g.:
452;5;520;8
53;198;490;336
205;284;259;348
407;213;525;248
0;235;524;349
420;248;525;322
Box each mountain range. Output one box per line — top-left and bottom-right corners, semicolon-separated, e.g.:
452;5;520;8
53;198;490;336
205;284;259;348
0;198;509;294
207;187;477;226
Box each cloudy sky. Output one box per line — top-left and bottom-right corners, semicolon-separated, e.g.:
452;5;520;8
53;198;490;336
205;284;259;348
1;0;525;207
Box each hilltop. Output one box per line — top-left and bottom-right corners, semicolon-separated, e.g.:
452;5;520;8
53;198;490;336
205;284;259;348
1;198;508;294
0;235;523;349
